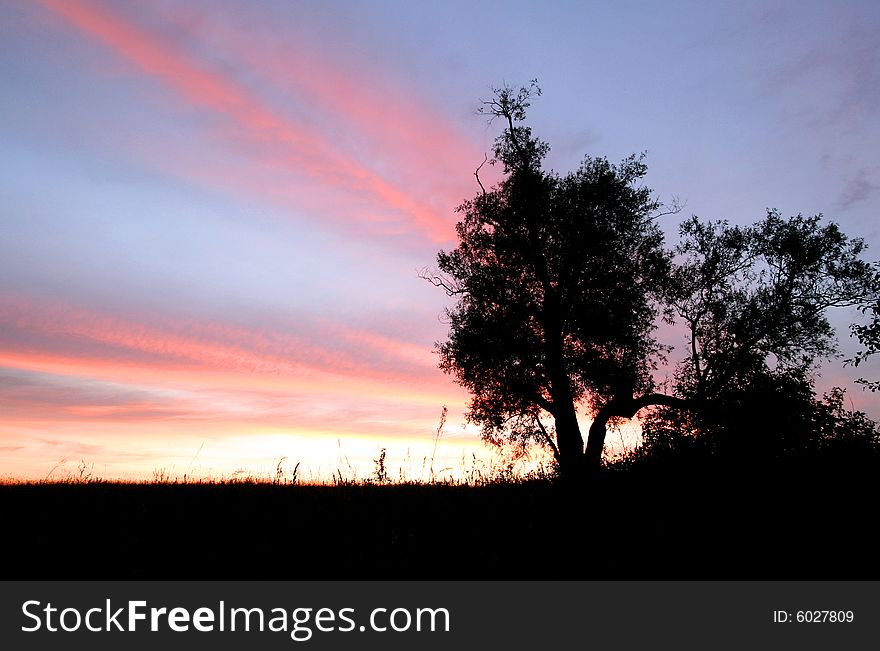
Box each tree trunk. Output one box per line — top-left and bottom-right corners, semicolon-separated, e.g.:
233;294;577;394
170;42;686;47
554;403;586;482
584;411;613;471
585;393;692;470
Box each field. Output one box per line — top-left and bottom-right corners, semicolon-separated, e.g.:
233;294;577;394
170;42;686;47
3;454;876;580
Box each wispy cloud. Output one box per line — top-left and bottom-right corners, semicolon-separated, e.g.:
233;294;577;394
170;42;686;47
757;3;880;132
37;0;474;243
150;3;490;203
837;167;878;211
0;293;439;387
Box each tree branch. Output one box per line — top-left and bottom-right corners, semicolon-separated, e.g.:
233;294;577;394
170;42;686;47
533;412;560;461
585;392;694;466
418;267;464;296
653;195;686;220
533;392;556;416
474;153;488;195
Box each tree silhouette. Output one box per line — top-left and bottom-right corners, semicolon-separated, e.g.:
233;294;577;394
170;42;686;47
425;82;674;480
588;211;878;470
848;274;880;391
635;369;879;470
428;83;879;481
671;213;876;399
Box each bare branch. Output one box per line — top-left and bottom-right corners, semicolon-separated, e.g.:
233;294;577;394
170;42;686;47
533;412;560;461
653;195;687;220
418;267;463;296
474;153;489;195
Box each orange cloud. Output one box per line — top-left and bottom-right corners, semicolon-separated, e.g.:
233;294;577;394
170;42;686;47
0;294;462;409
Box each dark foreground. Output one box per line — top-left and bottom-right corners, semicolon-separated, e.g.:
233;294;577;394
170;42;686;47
3;458;876;579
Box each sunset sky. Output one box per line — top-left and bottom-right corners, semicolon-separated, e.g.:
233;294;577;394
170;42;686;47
1;0;879;480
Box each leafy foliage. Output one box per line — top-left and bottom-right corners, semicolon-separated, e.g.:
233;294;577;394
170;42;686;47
428;82;880;476
429;83;671;463
671;212;877;400
637;371;879;466
848;271;880;391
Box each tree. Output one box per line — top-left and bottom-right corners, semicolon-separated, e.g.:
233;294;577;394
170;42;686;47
635;372;879;469
848;271;880;391
635;366;821;465
670;212;877;400
425;82;674;480
427;83;879;481
590;211;878;469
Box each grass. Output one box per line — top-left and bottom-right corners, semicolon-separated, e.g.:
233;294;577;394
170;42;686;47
2;445;877;580
4;441;555;487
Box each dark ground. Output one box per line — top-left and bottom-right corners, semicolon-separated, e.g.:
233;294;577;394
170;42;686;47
2;459;876;579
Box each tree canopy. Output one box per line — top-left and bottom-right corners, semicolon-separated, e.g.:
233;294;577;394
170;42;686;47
848;273;880;391
427;82;879;481
670;212;876;400
426;82;672;477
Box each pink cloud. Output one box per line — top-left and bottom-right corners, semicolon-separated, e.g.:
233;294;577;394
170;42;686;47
37;0;466;242
146;3;494;208
0;294;467;442
0;293;439;386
